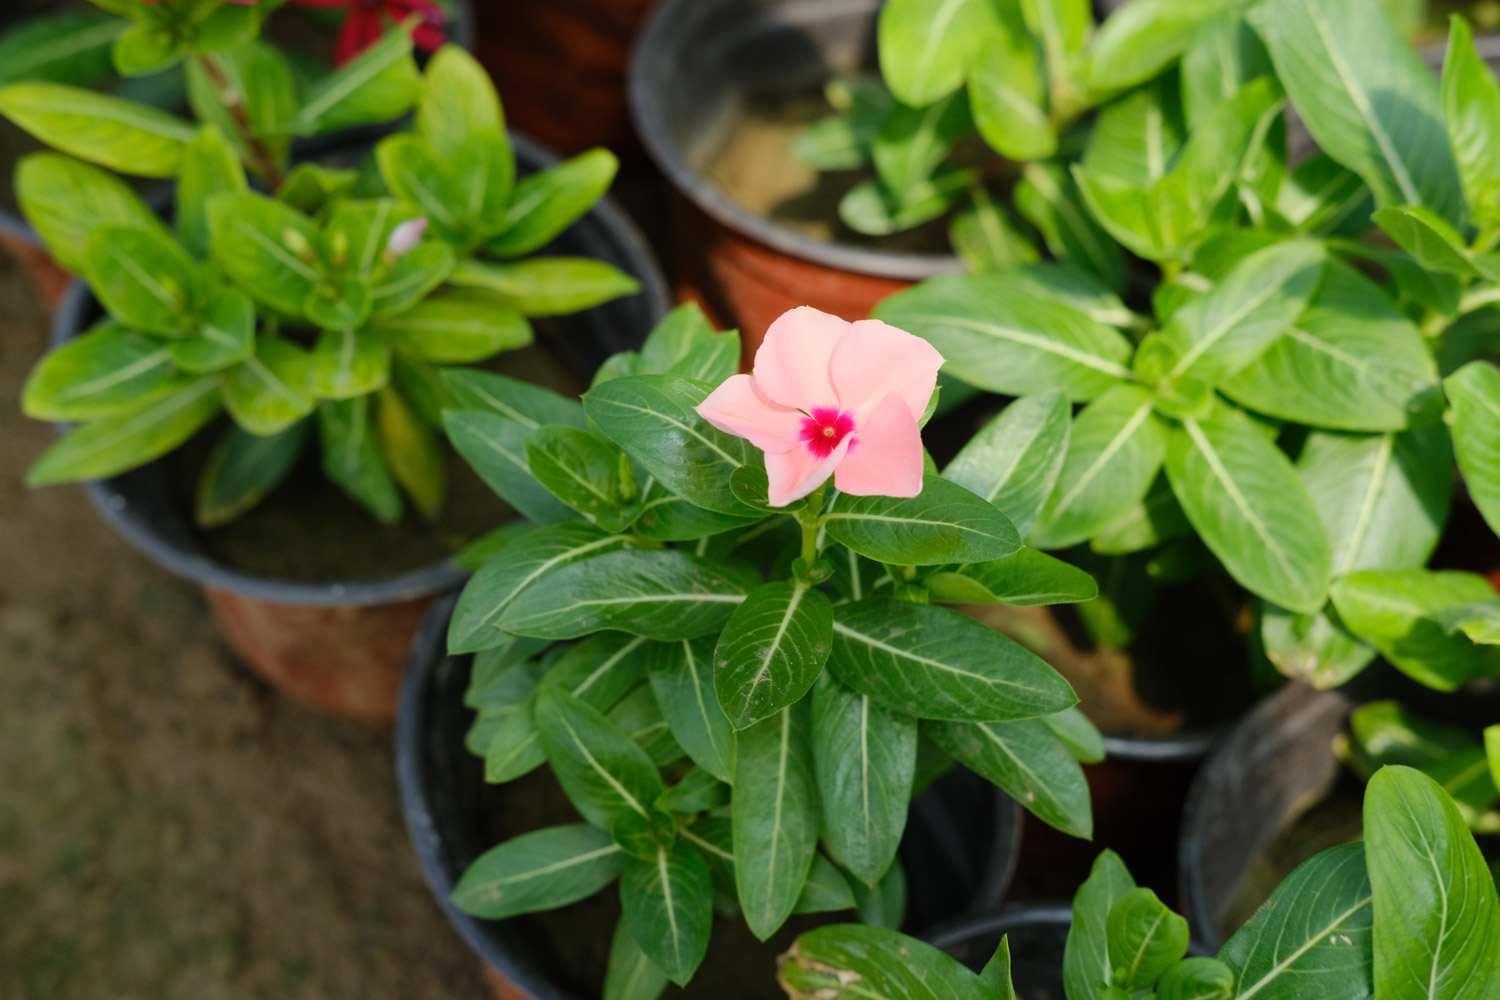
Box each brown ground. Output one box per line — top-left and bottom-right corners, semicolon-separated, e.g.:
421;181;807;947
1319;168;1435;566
0;252;488;998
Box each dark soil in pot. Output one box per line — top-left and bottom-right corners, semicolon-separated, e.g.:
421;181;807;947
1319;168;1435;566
927;906;1072;1000
398;596;1024;1000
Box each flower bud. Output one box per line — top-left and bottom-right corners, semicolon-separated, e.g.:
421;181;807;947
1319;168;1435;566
385;218;428;257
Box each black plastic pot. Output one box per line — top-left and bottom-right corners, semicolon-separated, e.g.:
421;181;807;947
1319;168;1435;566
927;905;1073;1000
397;594;1025;999
48;132;668;719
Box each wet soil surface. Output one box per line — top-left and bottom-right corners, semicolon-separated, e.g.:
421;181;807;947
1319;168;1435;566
0;253;488;998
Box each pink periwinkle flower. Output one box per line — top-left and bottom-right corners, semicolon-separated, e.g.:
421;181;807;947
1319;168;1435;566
696;307;944;508
385;217;428;256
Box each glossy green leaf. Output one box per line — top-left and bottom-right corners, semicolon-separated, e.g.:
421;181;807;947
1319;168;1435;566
1487;726;1500;791
535;686;663;828
655;766;729;815
942;390;1071;539
275;163;358;215
1443;16;1500;223
715;579;833;731
872;92;972;202
822;476;1021;567
812;674;917;887
839;168;974;236
291;27;419;135
779;924;995;1000
1043;706;1106;764
417;45;503;161
1330;569;1500;690
443;409;575;524
852;859;908;931
185;43;296;174
496;549;753;641
732;701;819;941
176;125;246;259
1180;14;1273;128
0;81;192;177
949;187;1041;272
829;598;1076;723
26;379;221;487
1083;75;1187;190
1277;154;1376;237
450;824;625;919
1375;205;1486;278
968;27;1055;162
525;424;627;523
377;288;531;364
636;304;740;386
925;548;1099;606
1030;384;1168;550
208;192;323;317
1250;0;1463;224
487;148;620;258
1015;163;1127;292
22;322;184;422
791;853;857;915
604;918;669;1000
1084;0;1238;91
221;337;314;436
584;374;758;518
1218;843;1373;1000
645;638;736;784
374;385;445;520
1165;409;1332;614
14;153;166;273
980;935;1020;1000
620;840;713;985
317;396;401;523
1156;957;1235;1000
195;420;307;528
606;685;685;768
309;328;390;401
1446;361;1500;539
1063;850;1138;1000
874;274;1134;401
1105;888;1189;991
928;718;1091;837
1436;601;1500;645
1260;603;1377;689
170;283;254;374
451;257;640;317
84;224;199;336
0;12;121;89
1351;701;1477;771
877;0;1002;107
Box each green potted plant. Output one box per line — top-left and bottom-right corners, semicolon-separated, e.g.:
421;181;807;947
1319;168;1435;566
780;765;1500;999
10;4;665;719
397;303;1113;996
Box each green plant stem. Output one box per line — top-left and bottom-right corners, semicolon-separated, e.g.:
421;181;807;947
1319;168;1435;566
193;53;285;189
795;485;828;568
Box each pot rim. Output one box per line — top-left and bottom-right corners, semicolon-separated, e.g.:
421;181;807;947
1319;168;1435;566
628;0;962;283
923;902;1074;950
48;130;669;609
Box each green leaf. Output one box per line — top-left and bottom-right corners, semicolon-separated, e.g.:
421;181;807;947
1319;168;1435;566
645;638;736;784
620;841;713;985
732;701;819;941
112;22;183;78
186;44;296;174
873;273;1134;401
1260;603;1373;689
377;288;531;364
177;126;246;260
0;82;193;177
495;549;753;641
27;379;221;487
583;374;758;518
375;385;445;520
812;674;917;887
1446;361;1500;539
417;46;503;162
980;935;1020;1000
1083;75;1187;190
1043;706;1106;764
84;224;199;336
1298;427;1451;579
451;258;641;317
487;147;620;258
923;548;1099;606
1350;701;1478;771
1063;850;1138;1000
928;718;1091;838
291;27;420;135
1165;409;1332;614
450;824;625;919
603;918;669;1000
949;187;1041;272
1443;16;1500;224
1277;154;1376;237
208;192;323;317
872;92;972;202
839;168;974;236
877;0;1002;107
779;925;995;1000
1374;767;1500;1000
375;134;469;243
1030;384;1168;550
852;859;908;930
942;390;1071;539
1105;888;1189;991
1180;14;1273;128
1090;476;1193;555
792;853;857;915
1160;240;1326;383
714;579;834;731
1330;569;1500;690
968;26;1055;161
535;686;664;829
1437;601;1500;645
1249;0;1464;224
309;328;390;401
22;322;185;421
636;304;740;386
317;396;401;524
656;766;729;815
829;598;1076;723
1374;205;1486;278
221;337;315;436
195;421;308;528
1218;843;1373;1000
1156;957;1235;1000
1084;0;1238;91
1219;260;1439;432
822;476;1021;566
525;424;627;523
1487;726;1500;791
14;152;167;273
275;163;358;215
607;686;686;769
1015;163;1126;292
371;242;455;319
449;523;629;652
0;13;121;89
443;407;575;523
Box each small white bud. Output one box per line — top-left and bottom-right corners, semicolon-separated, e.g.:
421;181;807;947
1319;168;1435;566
385;217;428;257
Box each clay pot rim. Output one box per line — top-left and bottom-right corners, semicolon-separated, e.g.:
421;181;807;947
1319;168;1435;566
629;0;963;284
47;130;670;609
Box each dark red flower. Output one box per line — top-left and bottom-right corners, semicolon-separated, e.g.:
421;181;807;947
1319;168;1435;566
292;0;447;66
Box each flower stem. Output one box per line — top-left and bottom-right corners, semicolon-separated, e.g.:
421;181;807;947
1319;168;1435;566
794;485;827;569
194;53;285;190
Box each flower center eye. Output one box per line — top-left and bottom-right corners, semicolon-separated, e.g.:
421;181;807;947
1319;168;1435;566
800;408;855;459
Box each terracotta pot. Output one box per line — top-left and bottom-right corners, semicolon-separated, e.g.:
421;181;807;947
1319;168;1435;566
474;0;657;158
48;133;669;721
0;216;68;313
631;0;960;357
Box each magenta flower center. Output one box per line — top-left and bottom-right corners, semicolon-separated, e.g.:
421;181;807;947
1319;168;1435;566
800;408;855;458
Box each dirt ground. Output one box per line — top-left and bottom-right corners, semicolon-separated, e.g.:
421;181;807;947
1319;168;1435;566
0;252;488;998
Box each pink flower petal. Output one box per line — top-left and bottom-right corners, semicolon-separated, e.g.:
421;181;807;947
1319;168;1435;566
834;393;925;498
829;319;944;423
696;374;805;454
766;437;851;508
752;307;847;412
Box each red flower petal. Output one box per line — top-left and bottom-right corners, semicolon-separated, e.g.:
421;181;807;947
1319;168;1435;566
334;7;384;65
